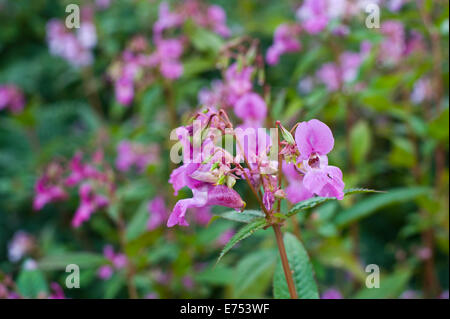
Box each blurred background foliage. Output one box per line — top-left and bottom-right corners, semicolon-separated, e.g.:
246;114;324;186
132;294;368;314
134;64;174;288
0;0;448;299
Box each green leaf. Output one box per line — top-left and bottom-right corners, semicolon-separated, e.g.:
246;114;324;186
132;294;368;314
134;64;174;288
217;218;268;264
217;209;265;223
350;120;371;165
17;267;49;298
273;233;319;299
195;264;234;286
335;187;430;227
354;269;412;299
38;253;107;271
287;188;379;218
233;250;277;297
125;201;150;242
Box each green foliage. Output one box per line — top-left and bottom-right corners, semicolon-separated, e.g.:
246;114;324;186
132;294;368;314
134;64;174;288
273;233;319;299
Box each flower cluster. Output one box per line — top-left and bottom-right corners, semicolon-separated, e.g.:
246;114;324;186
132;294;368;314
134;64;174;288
33;151;115;228
116;140;160;173
167;106;345;227
147;196;169;230
379;20;425;66
199;41;267;128
266;23;301;65
7;231;35;262
97;245;128;280
46;7;97;67
110;1;230;106
316;41;371;92
0;84;25;114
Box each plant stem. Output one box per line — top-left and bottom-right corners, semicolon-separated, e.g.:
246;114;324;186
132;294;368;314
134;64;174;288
273;224;298;299
116;215;138;299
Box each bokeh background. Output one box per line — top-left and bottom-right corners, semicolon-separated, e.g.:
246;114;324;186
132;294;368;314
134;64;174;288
0;0;448;299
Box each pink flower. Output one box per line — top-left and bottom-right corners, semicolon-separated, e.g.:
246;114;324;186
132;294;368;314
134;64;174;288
98;245;128;280
48;283;65;299
115;77;134;106
0;85;25;113
182;276;195;290
160;60;183;79
282;162;313;203
216;229;235;246
225;63;254;98
193;206;213;226
379;20;405;65
207;5;231;37
167;185;245;227
321;288;343;299
153;2;184;43
33;176;67;211
266;23;301;65
7;231;35;262
316;63;341;92
296;0;329;34
147;197;168;230
97;265;114;280
234;93;267;126
116;140;159;172
46;16;96;67
295;119;334;161
71;183;109;228
294;119;344;200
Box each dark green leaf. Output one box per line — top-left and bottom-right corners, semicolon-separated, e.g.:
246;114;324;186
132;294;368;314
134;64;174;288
273;233;319;299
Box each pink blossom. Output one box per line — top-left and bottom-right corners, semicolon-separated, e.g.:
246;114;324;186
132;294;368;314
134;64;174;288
116;140;159;172
98;245;128;280
97;265;114;280
234;93;267;126
225;63;254;98
72;183;109;228
380;20;405;65
294;120;344;200
216;229;235;246
207;5;231;37
282;162;313;203
33;176;67;211
266;23;301;65
48;283;66;299
295;119;334;160
296;0;329;34
147;196;168;230
193;206;213;226
182;276;195;290
0;84;25;113
7;231;35;262
153;2;184;43
321;288;343;299
316;63;341;91
46;17;96;67
167;185;245;227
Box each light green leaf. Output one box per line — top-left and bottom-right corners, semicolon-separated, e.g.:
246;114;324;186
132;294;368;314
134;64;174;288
125;201;150;242
234;250;277;297
354;269;412;299
287;188;379;218
195;264;234;286
335;187;430;227
217;218;268;264
17;267;49;298
38;253;107;271
350;120;371;165
217;209;265;223
273;233;319;299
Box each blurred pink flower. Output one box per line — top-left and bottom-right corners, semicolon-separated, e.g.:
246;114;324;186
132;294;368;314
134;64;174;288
0;84;25;114
266;23;301;65
147;196;168;230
